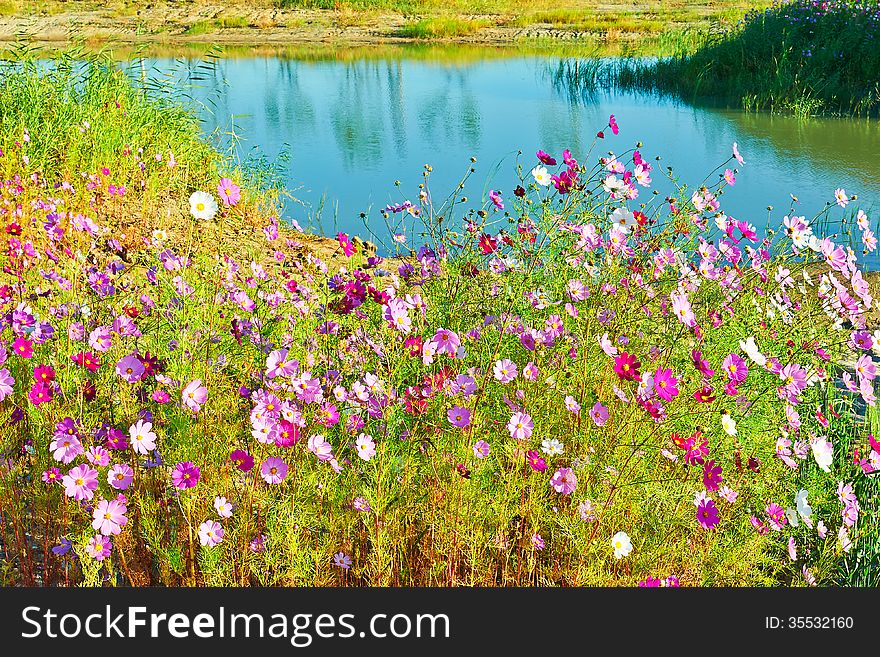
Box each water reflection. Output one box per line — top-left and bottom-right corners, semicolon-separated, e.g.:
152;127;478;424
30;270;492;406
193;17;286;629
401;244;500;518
148;50;878;265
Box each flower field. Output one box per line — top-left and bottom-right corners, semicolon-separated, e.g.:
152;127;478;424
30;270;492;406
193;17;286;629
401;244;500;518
0;54;877;587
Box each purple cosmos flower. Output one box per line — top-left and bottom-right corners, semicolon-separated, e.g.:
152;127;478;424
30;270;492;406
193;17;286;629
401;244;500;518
115;354;145;383
531;533;545;550
230;449;254;472
333;552;352;569
260;457;288;484
702;460;724;491
171;461;200;490
447;406;472;428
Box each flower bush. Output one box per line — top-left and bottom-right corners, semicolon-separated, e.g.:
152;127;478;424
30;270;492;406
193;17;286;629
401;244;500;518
0;58;877;587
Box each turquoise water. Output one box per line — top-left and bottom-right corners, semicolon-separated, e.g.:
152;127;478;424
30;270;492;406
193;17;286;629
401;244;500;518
149;50;880;261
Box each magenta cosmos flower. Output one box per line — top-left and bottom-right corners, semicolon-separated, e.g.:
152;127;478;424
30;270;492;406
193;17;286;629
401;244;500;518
447;406;472;428
230;449;254;472
696;499;719;530
702;459;724;491
614;352;641;381
431;327;461;357
92;499;128;536
28;381;53;406
62;464;99;501
722;353;748;383
527;450;547;472
507;412;534;440
260;457;288;484
550;467;577;495
171;461;201;489
653;367;679;401
182;379;208;412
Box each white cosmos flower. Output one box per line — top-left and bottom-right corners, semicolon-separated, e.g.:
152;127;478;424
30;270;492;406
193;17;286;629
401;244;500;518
721;413;737;436
609;207;636;234
189;190;218;221
739;336;767;367
811;437;833;473
795;489;813;525
531;165;552;186
611;531;632;559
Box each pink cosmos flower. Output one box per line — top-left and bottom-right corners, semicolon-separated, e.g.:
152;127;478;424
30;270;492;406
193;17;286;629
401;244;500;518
724;169;736;185
62;464;99;501
171;462;200;489
28;381;53;406
550;467;577;495
488;189;504;210
531;533;545;550
447;406;472;428
307;434;334;461
732;142;744;165
609;114;619;135
87;534;112;561
92;499;128;536
214;496;234;518
473;440;490;459
198;520;224;547
108;464;134;490
653;367;679;402
507;412;534;440
0;368;14;400
266;348;297;378
217;178;241;206
432;328;461;357
590;401;609;426
493;359;518;383
260;457;289;484
51;434;83;464
564;395;581;414
182;379;208;413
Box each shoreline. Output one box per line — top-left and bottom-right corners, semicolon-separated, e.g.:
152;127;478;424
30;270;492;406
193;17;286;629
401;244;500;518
0;4;724;49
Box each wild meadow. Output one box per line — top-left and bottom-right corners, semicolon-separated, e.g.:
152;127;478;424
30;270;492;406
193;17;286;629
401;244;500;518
0;51;877;588
614;0;880;117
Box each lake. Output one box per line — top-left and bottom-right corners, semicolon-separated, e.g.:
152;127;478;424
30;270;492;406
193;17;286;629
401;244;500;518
145;47;880;263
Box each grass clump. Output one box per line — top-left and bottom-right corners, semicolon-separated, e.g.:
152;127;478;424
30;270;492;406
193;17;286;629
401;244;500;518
613;0;880;117
398;17;491;39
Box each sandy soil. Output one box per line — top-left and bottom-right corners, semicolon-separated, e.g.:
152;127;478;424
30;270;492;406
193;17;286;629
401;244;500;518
0;5;619;46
